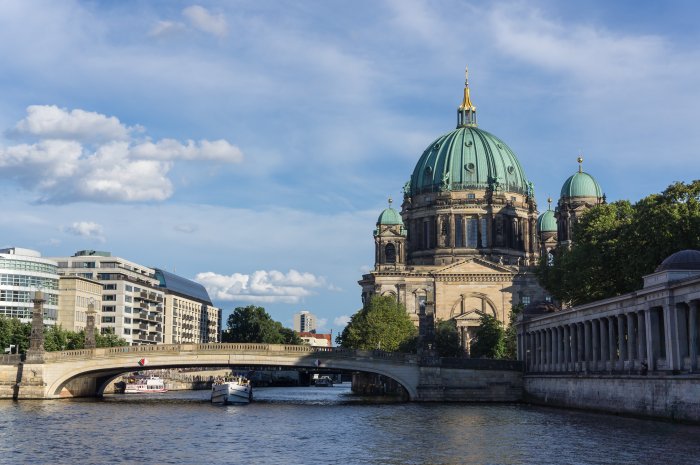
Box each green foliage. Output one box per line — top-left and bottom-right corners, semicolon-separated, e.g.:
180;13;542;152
222;305;301;344
0;318;127;353
537;181;700;305
502;305;523;360
337;295;417;352
471;313;505;359
434;319;461;357
0;317;30;354
95;329;129;348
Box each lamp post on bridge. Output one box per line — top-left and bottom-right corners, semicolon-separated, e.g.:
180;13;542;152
85;299;97;350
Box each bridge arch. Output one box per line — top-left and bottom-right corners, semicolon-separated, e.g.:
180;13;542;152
42;344;420;400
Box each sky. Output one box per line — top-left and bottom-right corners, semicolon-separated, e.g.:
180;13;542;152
1;0;699;336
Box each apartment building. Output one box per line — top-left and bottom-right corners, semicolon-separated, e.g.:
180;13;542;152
50;250;165;345
154;268;221;344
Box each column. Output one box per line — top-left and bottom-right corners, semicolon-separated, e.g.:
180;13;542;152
576;323;584;370
617;315;626;371
608;317;616;370
675;303;690;371
600;318;608;369
535;331;541;371
690;301;698;372
563;326;570;371
544;329;550;372
584;321;592;371
637;310;647;371
645;307;657;371
554;327;561;371
626;313;636;369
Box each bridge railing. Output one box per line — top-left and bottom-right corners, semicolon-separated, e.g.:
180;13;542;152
40;343;418;364
0;354;21;365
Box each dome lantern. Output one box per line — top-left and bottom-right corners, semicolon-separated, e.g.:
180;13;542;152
457;66;477;128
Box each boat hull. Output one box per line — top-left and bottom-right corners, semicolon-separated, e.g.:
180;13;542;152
211;381;252;405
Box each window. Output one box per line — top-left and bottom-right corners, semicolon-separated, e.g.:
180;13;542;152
104;284;117;290
124;317;131;324
103;294;116;301
125;296;132;303
467;193;476;200
125;285;133;292
125;306;132;313
102;306;115;312
417;295;427;315
521;296;531;306
466;218;478;248
101;316;115;323
455;215;464;247
385;243;396;263
123;328;131;335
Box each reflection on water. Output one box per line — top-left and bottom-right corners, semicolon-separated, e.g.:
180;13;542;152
1;383;699;465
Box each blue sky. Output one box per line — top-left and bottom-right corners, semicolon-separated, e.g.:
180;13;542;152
1;0;699;335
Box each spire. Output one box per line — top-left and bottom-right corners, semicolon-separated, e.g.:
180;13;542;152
577;155;584;173
547;197;552;210
388;196;393;208
457;65;477;128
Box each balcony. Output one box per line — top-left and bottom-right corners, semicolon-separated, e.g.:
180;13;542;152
138;323;148;330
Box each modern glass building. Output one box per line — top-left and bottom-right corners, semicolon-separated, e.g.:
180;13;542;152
0;247;58;324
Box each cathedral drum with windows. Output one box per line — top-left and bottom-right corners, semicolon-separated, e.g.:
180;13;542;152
359;68;549;354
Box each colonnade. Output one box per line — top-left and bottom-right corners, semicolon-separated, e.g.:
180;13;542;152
519;300;700;374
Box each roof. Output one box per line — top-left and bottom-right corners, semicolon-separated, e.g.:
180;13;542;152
409;126;530;196
154;268;212;305
560;171;603;199
377;207;403;226
656;249;700;272
299;332;332;342
537;210;557;233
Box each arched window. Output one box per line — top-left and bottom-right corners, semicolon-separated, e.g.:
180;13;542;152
385;243;396;263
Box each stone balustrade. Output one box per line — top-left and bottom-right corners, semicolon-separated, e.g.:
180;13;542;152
517;274;700;374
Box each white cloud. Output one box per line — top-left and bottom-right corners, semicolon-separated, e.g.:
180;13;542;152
174;223;198;233
0;106;243;203
149;20;186;38
182;5;228;38
195;269;326;304
131;138;243;162
315;318;328;332
63;221;105;242
10;105;138;142
334;315;351;327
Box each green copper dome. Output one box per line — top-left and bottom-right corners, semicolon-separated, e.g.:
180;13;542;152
560;171;603;199
537;210;557;233
377;207;403;226
409;126;530;196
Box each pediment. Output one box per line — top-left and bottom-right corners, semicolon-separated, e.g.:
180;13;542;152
433;257;515;275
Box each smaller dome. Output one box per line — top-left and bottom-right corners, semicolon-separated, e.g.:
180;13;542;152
656;249;700;272
560;171;603;199
537;210;557;233
377;207;403;226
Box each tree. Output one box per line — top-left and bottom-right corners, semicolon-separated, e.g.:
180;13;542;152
537;181;700;306
95;329;128;348
337;295;417;352
502;305;523;359
222;305;301;344
471;313;505;359
434;319;461;357
0;317;30;354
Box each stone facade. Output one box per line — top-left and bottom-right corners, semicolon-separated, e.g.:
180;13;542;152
57;276;103;332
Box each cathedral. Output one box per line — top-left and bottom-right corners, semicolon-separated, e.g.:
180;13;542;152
358;68;604;353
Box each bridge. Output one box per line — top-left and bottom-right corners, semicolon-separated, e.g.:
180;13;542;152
0;343;523;402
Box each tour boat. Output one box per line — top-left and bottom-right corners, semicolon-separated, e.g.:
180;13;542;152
314;376;334;387
123;376;168;394
211;376;252;405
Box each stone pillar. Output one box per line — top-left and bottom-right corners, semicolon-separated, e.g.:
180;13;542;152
85;301;97;350
664;304;680;371
591;319;600;370
674;303;690;371
576;323;584;369
27;291;46;361
690;301;698;372
617;315;626;371
637;310;647;370
627;313;636;369
552;327;559;371
599;318;608;370
584;321;592;371
646;308;657;372
544;329;550;372
608;317;616;370
558;326;564;372
564;325;571;371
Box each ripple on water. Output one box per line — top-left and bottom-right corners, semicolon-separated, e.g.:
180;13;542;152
1;385;700;465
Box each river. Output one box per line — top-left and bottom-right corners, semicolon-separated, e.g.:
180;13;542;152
1;384;699;465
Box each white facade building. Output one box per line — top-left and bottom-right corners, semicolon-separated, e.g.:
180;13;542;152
0;247;59;324
293;310;316;333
